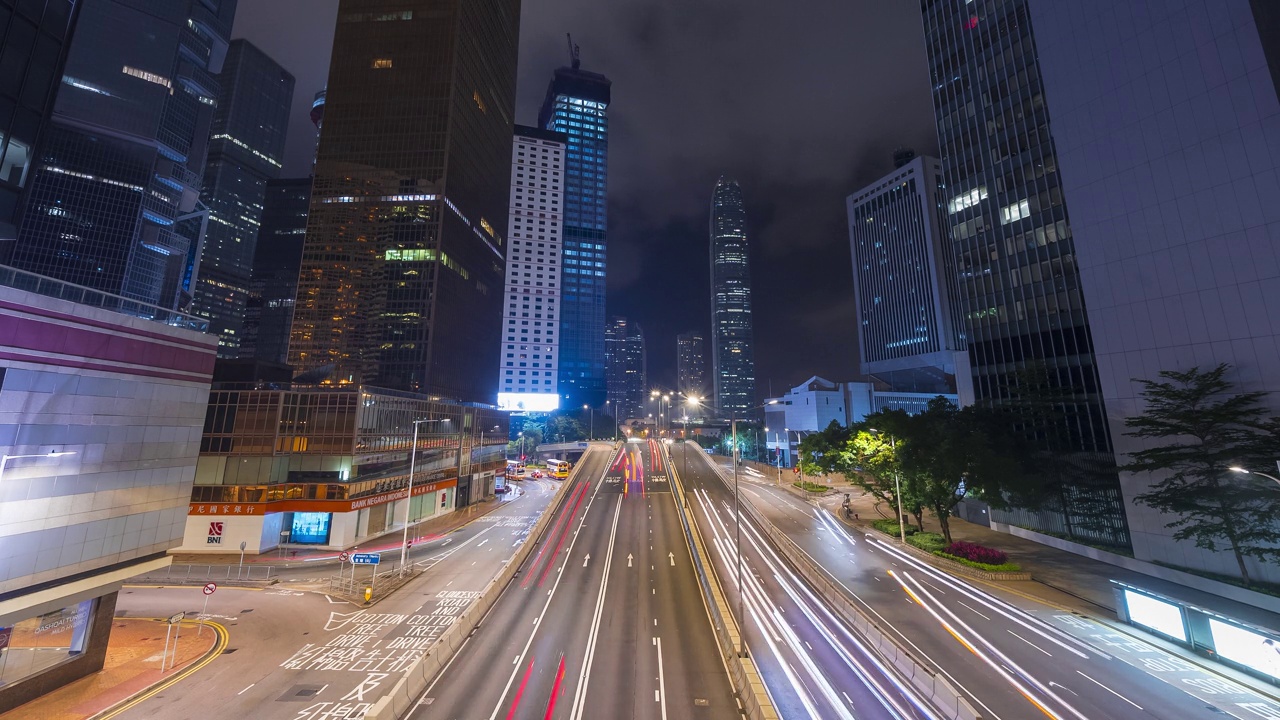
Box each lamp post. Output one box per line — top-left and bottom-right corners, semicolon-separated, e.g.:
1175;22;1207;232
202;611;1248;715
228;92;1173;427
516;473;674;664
402;418;443;576
686;395;777;657
870;428;906;543
1229;466;1280;488
518;431;525;460
605;400;616;441
0;450;76;485
583;404;593;441
766;427;781;485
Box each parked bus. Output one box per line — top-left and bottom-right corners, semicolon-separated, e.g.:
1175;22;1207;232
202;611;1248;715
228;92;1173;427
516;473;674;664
546;459;571;479
506;460;526;479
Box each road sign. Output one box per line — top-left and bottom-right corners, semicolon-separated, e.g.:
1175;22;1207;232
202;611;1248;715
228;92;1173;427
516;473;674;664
351;553;380;565
339;552;349;562
167;611;185;625
203;582;217;596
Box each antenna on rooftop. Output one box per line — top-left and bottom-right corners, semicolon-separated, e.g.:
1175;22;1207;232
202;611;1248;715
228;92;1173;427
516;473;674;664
567;33;580;70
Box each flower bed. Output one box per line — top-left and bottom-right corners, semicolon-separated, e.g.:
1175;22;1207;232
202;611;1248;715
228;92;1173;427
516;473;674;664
870;522;1022;573
871;519;917;536
944;540;1008;566
792;481;831;493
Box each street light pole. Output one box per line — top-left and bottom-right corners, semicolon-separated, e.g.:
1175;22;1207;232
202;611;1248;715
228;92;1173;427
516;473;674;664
1229;466;1280;488
0;450;76;485
401;418;434;576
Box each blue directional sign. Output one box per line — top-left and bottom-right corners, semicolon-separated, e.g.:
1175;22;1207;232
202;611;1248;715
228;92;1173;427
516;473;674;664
351;553;380;565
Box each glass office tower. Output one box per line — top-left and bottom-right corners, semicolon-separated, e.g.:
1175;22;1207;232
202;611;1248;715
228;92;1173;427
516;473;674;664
11;0;235;310
288;0;520;401
922;0;1128;546
0;0;79;257
195;39;295;357
710;177;757;416
538;49;610;408
242;177;311;364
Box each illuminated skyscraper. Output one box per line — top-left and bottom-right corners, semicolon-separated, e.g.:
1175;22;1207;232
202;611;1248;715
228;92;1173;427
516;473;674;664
710;177;756;415
677;331;708;400
195;39;295;357
496;126;566;412
538;43;610;408
288;0;520;400
923;0;1126;545
606;316;645;422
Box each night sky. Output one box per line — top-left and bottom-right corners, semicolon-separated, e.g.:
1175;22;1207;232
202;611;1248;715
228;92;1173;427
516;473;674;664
231;0;940;398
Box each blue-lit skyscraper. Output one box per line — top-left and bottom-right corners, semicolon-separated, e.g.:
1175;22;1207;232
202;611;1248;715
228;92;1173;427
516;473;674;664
538;45;610;408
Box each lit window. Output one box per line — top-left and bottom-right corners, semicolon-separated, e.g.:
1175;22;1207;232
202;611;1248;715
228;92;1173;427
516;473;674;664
372;58;393;69
947;186;987;214
1000;199;1031;224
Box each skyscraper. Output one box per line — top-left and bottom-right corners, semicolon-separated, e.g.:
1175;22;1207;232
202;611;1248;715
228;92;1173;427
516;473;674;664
496;125;566;412
922;0;1127;545
847;154;968;398
10;0;236;310
710;177;757;416
288;0;520;400
0;0;80;258
677;330;709;400
195;39;295;357
606;316;645;423
1026;0;1280;579
538;42;610;409
241;177;311;365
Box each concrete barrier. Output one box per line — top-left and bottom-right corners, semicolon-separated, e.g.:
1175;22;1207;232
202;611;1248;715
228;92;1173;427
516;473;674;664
666;444;779;720
363;448;598;720
697;452;982;720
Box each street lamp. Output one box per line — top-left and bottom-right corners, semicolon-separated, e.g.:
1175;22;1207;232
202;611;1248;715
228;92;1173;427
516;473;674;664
686;395;777;657
1229;466;1280;488
0;451;76;485
766;426;781;485
583;404;593;441
518;431;525;460
869;428;906;543
605;400;617;441
402;418;445;575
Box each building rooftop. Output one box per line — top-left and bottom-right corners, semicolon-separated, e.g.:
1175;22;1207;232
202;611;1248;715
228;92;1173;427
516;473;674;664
0;264;209;332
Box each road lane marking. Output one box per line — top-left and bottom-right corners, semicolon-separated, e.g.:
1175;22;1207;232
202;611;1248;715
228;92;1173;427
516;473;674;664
1008;630;1052;656
958;601;991;620
569;496;625;720
1076;671;1142;709
238;683;255;695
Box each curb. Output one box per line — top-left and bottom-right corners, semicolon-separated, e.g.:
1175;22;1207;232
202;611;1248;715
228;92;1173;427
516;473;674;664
91;618;228;720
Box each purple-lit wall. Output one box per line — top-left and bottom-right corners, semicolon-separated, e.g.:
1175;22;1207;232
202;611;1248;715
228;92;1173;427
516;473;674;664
1029;0;1280;582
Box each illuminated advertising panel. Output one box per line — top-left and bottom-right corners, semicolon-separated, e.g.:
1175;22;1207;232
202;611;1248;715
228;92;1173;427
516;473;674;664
497;392;560;412
290;512;332;544
1123;589;1187;642
1209;619;1280;681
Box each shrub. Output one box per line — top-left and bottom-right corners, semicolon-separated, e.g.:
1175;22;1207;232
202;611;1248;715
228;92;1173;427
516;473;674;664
871;519;917;537
906;532;947;553
943;541;1008;566
937;553;1022;573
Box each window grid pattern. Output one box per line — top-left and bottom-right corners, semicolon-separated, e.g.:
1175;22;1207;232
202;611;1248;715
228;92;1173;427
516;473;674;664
710;177;757;416
923;0;1129;546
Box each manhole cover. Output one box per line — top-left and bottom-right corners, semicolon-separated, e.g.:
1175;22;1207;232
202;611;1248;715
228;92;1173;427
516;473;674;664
278;685;326;702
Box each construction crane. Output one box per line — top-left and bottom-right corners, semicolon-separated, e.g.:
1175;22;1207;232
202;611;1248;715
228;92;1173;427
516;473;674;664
566;33;580;69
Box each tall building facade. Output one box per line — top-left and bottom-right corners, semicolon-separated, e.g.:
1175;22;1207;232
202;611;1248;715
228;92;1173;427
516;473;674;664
496;126;566;412
847;154;969;398
241;177;311;365
922;0;1128;546
10;0;236;310
0;269;217;712
0;0;80;256
710;177;757;416
605;316;645;422
1027;0;1280;581
676;331;709;400
288;0;520;401
538;48;610;409
195;39;295;357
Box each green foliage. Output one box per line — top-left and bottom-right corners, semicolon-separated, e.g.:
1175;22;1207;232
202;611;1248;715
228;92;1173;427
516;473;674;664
792;481;830;493
934;553;1022;573
905;532;947;553
798;420;851;475
1124;364;1280;587
871;519;917;537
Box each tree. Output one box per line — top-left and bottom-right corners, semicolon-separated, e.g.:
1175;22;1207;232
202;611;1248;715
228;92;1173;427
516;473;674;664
798;421;852;475
1124;364;1280;587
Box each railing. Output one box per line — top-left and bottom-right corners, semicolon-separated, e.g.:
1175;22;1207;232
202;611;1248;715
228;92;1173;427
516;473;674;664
0;264;209;331
141;564;276;583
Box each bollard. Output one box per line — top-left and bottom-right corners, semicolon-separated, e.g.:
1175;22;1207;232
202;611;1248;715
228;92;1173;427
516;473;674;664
364;586;373;603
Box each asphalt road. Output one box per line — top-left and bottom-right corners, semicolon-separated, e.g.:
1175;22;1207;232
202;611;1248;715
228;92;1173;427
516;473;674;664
711;455;1280;720
412;439;738;720
115;477;561;719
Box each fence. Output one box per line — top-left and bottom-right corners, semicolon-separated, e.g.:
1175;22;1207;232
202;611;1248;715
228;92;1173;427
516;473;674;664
139;564;276;583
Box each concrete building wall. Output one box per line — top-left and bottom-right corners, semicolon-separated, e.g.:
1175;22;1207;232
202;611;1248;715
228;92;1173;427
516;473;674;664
1029;0;1280;581
0;284;217;595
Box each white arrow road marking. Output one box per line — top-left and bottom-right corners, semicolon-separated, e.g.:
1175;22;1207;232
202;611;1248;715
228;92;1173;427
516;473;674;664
668;552;675;566
583;554;591;567
627;553;633;567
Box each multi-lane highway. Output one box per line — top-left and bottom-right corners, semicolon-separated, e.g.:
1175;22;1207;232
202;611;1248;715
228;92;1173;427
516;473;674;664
413;440;738;720
114;477;561;719
691;449;1280;720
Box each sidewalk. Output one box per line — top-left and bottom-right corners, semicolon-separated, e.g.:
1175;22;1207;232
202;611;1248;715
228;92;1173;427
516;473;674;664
169;492;510;568
0;618;217;720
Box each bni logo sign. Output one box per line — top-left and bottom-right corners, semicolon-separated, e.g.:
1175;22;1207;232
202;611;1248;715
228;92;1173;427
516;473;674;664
207;521;224;544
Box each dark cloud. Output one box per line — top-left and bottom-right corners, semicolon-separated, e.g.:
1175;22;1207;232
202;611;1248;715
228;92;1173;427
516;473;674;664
234;0;939;399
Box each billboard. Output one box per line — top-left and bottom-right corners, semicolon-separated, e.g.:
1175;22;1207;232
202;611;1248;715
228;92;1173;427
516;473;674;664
1123;589;1187;642
290;512;332;544
498;392;560;413
1209;619;1280;682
